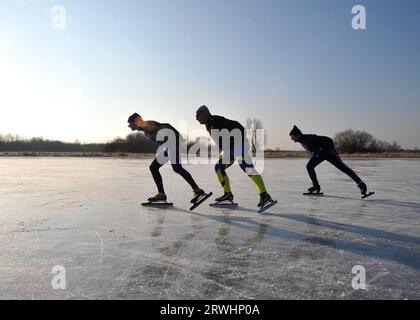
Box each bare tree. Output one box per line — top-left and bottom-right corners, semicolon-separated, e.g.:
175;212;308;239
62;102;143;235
245;118;267;155
334;129;374;153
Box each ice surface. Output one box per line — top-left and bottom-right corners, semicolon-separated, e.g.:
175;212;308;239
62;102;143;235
0;158;419;299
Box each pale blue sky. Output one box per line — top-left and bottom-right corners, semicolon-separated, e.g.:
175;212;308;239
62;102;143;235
0;0;419;149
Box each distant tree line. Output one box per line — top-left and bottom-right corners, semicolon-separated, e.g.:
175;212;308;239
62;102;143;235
0;128;405;154
334;129;402;153
0;134;103;152
103;133;157;153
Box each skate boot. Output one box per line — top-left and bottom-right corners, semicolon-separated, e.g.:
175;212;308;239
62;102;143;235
257;192;278;214
191;188;205;203
358;181;375;199
148;193;167;202
258;192;272;207
307;185;321;194
358;181;367;195
190;189;213;211
215;192;234;203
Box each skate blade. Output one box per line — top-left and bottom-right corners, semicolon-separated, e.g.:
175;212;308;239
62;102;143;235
190;192;213;211
209;202;239;208
142;201;173;207
303;192;324;196
361;192;375;199
258;200;278;214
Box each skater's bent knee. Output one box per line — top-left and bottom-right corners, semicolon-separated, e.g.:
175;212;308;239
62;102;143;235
171;164;184;174
239;161;254;172
149;162;160;172
215;163;223;173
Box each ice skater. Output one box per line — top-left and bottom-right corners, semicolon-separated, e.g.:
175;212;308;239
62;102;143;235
127;113;211;209
195;105;277;212
289;125;374;198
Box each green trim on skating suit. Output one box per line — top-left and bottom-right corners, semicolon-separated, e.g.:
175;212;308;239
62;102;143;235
235;155;267;194
216;168;232;193
215;155;267;195
249;174;267;194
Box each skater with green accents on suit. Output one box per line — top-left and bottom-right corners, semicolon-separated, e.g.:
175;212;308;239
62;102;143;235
195;105;278;214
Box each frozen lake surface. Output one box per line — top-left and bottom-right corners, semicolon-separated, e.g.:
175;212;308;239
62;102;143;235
0;158;419;299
